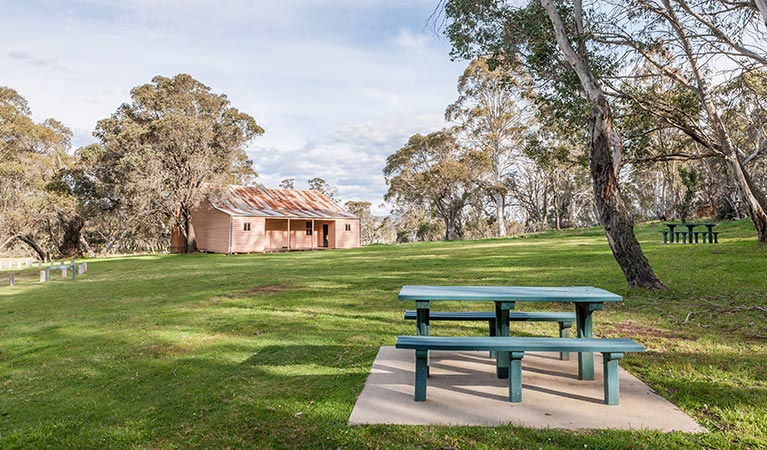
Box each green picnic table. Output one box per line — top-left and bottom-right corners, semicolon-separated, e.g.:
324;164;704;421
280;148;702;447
663;222;718;244
398;285;623;381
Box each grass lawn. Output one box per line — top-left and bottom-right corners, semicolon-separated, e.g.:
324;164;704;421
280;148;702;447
1;219;766;449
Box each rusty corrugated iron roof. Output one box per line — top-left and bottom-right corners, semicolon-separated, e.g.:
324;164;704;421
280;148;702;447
209;185;358;219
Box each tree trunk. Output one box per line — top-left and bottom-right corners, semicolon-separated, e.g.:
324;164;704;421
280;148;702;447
541;0;665;289
181;209;197;253
16;235;47;261
590;99;666;288
59;214;84;257
494;193;507;236
726;151;767;242
755;0;767;29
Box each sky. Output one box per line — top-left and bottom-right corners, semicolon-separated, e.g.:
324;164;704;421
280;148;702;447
0;0;467;215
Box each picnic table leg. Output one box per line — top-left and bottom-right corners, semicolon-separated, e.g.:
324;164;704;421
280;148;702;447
416;301;430;376
559;321;572;360
509;352;525;402
414;349;428;401
576;302;603;380
495;301;514;379
602;352;624;405
489;318;497;358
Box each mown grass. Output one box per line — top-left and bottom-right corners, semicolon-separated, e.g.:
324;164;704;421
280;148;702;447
0;219;765;449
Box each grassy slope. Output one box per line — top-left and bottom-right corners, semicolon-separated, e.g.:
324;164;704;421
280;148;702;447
0;220;765;449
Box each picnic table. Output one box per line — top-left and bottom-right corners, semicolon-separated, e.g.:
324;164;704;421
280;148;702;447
398;285;623;381
663;222;718;244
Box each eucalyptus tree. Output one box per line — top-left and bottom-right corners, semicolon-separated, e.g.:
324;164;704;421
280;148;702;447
279;178;295;189
0;87;72;260
384;129;489;241
596;0;767;242
93;74;263;253
446;58;534;237
443;0;665;288
307;177;339;201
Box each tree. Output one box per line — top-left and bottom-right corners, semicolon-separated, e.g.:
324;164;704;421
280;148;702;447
384;130;488;241
93;74;263;253
0;87;72;260
446;58;534;237
597;0;767;242
444;0;666;288
279;178;295;190
307;177;339;201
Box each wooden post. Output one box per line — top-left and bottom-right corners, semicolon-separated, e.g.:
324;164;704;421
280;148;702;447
9;274;15;286
311;219;315;250
287;219;291;250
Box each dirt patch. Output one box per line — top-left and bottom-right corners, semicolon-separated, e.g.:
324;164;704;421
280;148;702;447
610;321;683;340
245;284;290;295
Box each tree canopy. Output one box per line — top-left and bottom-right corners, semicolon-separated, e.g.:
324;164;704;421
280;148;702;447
92;74;263;253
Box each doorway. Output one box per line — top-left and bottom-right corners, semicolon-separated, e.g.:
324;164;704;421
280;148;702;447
322;224;329;248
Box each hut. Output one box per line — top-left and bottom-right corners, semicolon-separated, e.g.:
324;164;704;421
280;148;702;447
180;185;360;253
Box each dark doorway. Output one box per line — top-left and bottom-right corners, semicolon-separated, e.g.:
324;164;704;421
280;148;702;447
322;224;329;248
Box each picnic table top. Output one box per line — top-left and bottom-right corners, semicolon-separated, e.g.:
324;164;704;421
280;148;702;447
398;285;622;303
663;222;717;227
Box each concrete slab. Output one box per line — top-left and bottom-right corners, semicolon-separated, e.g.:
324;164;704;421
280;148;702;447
349;346;705;432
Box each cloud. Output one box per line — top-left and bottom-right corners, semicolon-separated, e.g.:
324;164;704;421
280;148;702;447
250;114;447;214
1;1;466;214
7;51;72;74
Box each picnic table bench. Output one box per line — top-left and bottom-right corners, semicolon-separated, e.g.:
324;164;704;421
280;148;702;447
404;310;576;360
396;335;645;405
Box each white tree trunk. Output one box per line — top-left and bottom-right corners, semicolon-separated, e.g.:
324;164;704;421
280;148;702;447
755;0;767;29
494;193;507;236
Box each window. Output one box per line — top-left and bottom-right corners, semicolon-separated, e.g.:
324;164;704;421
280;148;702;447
305;221;312;236
345;224;351;232
243;222;251;231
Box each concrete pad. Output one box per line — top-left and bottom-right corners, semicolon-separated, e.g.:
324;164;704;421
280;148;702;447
349;346;705;432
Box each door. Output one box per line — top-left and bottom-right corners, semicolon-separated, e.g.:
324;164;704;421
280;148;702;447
322;224;329;248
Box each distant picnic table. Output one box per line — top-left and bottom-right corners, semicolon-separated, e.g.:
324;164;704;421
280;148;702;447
662;223;719;244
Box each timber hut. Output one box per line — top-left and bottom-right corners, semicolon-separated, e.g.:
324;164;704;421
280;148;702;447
184;185;360;253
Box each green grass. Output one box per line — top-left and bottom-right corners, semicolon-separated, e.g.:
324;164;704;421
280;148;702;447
1;219;766;449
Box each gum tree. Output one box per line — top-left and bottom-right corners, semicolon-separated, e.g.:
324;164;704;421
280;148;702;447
93;74;263;253
443;0;666;288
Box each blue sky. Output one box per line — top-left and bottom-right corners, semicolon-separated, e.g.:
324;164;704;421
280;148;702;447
1;0;466;214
